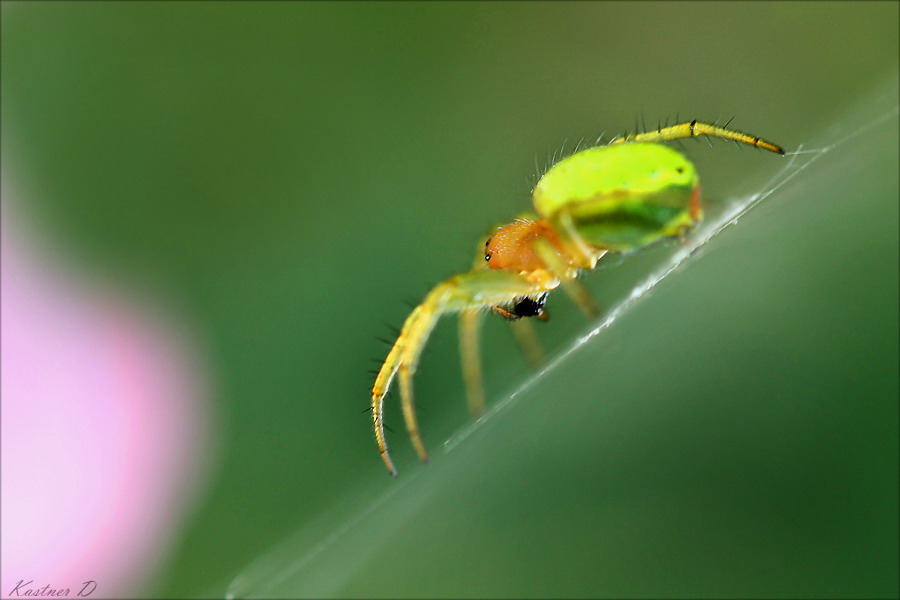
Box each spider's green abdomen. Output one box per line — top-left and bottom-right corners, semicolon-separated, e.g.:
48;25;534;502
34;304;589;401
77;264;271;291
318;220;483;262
533;143;701;252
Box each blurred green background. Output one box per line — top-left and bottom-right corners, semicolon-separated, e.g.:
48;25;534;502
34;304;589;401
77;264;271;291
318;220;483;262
2;2;897;598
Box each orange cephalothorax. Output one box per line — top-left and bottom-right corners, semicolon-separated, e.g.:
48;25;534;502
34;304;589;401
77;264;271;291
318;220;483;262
484;219;568;272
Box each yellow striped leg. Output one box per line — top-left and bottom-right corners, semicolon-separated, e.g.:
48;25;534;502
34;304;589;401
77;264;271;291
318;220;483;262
609;120;785;155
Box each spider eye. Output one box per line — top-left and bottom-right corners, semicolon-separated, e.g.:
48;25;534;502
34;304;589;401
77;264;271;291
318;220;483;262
484;252;492;261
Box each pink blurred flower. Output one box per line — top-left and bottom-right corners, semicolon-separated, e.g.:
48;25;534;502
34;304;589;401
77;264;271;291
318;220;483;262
2;189;214;598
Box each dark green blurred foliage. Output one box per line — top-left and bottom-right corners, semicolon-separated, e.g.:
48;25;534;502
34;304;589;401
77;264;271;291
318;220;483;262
2;2;897;597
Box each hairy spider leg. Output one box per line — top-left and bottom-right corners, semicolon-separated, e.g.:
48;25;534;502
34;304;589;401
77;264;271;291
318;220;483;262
609;120;786;155
372;269;558;475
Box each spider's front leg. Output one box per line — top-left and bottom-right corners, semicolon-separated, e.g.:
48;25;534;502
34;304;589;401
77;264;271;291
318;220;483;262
608;120;785;155
372;269;557;476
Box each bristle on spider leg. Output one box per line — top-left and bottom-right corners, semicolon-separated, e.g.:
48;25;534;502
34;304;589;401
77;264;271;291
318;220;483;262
381;320;401;337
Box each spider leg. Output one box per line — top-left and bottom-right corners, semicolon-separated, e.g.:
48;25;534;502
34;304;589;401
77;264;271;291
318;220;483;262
608;120;784;155
532;234;604;320
459;305;548;417
557;274;600;319
509;318;546;368
459;308;486;416
372;269;557;475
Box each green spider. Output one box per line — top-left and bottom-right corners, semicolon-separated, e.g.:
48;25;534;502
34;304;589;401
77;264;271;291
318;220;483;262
371;120;785;475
